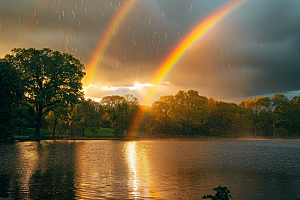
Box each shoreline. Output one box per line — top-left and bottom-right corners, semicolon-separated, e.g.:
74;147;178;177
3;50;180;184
5;135;300;142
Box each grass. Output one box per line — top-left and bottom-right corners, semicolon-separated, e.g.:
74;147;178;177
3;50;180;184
13;127;155;140
84;127;114;137
14;128;53;136
13;127;115;139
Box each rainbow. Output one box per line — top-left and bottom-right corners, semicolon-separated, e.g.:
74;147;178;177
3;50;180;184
83;0;139;86
153;0;248;85
127;0;249;137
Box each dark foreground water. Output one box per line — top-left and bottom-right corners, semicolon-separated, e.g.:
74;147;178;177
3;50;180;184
0;139;300;200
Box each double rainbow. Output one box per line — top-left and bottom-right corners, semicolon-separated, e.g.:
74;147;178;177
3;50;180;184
128;0;249;136
83;0;140;86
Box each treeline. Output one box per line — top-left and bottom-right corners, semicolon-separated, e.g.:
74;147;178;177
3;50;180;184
45;95;142;137
0;47;143;139
146;90;300;138
1;48;300;139
45;90;300;138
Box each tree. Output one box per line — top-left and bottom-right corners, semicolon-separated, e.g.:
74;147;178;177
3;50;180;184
4;48;85;137
100;94;140;137
101;95;127;137
0;60;24;139
70;99;102;136
147;95;174;135
284;96;300;136
12;104;34;135
205;100;238;137
123;94;139;131
45;102;73;136
239;96;269;136
262;94;289;138
170;90;208;136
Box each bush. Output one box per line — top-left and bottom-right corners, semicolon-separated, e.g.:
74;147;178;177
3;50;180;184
202;186;233;200
277;127;289;137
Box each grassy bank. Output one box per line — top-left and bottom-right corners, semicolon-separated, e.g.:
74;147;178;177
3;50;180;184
12;127;116;140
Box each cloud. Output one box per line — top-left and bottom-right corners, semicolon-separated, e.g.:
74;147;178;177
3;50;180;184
1;0;300;104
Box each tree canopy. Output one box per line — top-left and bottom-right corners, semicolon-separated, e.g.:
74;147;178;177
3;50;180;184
1;48;300;139
4;48;85;136
0;60;24;138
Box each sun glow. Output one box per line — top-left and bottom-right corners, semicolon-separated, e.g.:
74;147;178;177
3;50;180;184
83;83;155;103
129;83;154;90
127;0;249;137
84;83;154;93
102;86;119;91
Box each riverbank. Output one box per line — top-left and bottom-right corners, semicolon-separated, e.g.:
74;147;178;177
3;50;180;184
12;135;116;141
4;127;299;142
8;135;300;142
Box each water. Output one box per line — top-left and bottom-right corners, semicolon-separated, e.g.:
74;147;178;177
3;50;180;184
1;139;300;199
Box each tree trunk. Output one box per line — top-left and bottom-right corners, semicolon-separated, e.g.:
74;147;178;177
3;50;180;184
36;117;41;137
35;105;43;137
52;117;58;136
182;122;186;137
272;115;276;138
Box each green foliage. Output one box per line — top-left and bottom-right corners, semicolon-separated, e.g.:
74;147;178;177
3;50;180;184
238;95;291;137
269;94;289;137
276;127;289;137
205;101;239;137
13;127;53;136
4;48;85;137
2;46;300;139
87;127;100;135
283;96;300;136
147;95;174;134
202;186;233;200
0;60;24;139
144;90;300;138
101;94;139;137
147;90;208;137
170;90;208;136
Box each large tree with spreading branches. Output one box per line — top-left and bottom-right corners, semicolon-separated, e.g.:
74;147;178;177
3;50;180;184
4;48;85;137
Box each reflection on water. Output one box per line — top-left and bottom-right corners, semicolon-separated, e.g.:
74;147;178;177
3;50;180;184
73;140;116;199
1;139;300;199
73;141;158;199
17;142;39;198
124;142;159;199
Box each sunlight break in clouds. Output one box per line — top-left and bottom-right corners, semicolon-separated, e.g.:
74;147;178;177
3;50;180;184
83;83;154;102
83;82;154;92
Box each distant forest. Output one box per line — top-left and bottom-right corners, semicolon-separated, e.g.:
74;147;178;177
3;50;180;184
1;48;300;139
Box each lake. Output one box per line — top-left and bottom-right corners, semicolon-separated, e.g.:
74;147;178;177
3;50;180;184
1;139;300;199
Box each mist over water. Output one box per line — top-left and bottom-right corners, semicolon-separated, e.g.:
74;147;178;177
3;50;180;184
1;139;300;199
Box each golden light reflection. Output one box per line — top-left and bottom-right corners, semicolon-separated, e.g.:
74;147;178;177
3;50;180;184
124;141;160;199
16;142;39;194
73;141;115;198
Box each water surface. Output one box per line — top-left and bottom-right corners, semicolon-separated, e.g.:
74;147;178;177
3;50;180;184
1;139;300;199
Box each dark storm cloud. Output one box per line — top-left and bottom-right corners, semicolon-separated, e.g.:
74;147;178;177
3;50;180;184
223;0;300;98
0;0;299;103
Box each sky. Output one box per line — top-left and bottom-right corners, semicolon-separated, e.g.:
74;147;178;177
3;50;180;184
1;0;299;105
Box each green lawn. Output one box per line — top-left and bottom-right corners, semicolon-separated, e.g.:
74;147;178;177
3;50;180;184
84;127;114;137
14;127;115;138
14;127;53;136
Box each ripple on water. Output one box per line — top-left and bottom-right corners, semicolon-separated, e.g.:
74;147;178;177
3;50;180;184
0;139;300;199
